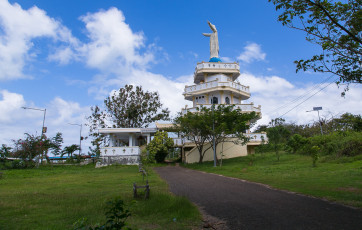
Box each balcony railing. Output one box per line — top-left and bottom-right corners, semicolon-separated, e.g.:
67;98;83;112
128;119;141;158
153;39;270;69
184;80;249;94
100;147;140;156
246;133;268;142
195;62;240;72
181;104;261;114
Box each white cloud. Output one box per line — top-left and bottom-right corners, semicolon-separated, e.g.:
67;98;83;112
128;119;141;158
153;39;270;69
79;7;154;72
239;73;362;127
0;90;91;153
220;56;233;63
0;90;26;122
0;0;78;80
237;42;266;63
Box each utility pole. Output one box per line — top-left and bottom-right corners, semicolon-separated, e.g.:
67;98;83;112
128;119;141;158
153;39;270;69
306;107;323;135
22;107;47;163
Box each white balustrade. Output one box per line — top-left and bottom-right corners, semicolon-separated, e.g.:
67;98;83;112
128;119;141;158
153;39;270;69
246;133;268;142
196;62;240;71
100;147;141;156
184;80;249;94
181;104;261;114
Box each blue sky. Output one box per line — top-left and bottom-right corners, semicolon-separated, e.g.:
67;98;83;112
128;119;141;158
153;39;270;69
1;0;361;152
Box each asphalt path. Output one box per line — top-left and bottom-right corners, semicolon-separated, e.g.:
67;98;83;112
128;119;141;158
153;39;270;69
155;166;362;230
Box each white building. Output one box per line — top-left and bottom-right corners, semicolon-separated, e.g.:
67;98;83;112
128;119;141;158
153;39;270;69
97;22;266;165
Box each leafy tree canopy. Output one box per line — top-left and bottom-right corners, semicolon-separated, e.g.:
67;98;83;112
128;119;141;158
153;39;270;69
174;105;258;163
86;85;170;154
104;85;170;128
269;0;361;95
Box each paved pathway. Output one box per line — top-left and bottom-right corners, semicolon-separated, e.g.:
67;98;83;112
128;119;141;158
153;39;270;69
155;166;362;230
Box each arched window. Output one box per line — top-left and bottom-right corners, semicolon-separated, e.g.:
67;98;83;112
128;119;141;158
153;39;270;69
225;97;230;104
211;97;218;104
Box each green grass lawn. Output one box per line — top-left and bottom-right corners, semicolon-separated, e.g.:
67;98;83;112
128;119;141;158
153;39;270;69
0;164;201;230
184;152;362;208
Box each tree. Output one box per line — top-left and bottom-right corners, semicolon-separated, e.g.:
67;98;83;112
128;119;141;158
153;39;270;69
269;0;361;95
206;105;257;166
87;105;107;157
104;85;170;128
87;85;170;154
50;132;63;156
334;112;362;132
12;133;52;166
286;133;308;153
0;144;12;159
146;131;174;163
266;118;291;161
174;105;257;164
62;144;80;158
174;108;213;163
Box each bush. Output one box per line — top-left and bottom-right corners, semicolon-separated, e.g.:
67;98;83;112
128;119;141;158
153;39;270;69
298;131;362;157
285;134;307;154
146;131;174;163
74;197;131;230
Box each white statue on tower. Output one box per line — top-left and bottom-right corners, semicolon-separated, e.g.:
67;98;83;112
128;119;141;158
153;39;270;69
203;21;219;59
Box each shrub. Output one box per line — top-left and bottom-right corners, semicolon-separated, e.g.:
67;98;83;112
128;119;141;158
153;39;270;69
311;146;320;167
298;131;362;158
146;131;174;163
74;197;131;230
285;134;307;154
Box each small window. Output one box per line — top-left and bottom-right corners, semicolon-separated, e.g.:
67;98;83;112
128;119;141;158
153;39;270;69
225;97;230;104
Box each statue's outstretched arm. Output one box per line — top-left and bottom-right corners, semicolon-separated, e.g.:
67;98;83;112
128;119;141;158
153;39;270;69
202;33;211;37
207;21;217;32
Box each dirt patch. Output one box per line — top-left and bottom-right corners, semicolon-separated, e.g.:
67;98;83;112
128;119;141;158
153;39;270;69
197;206;229;230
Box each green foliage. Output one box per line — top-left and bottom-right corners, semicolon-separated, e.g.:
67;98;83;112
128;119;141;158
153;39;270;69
50;132;63;156
12;133;52;166
174;105;257;163
266;118;291;161
311;145;320;167
333;113;362;132
0;165;201;229
62;144;80;158
286;134;308;154
0;144;12;159
269;0;362;94
294;131;362;158
104;85;170;128
0;159;30;170
146;131;174;163
74;197;131;230
86;85;170;154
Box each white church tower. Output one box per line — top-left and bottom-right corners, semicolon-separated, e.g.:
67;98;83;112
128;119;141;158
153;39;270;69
182;21;261;117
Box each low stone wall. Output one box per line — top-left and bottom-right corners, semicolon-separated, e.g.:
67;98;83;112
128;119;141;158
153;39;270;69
97;155;140;167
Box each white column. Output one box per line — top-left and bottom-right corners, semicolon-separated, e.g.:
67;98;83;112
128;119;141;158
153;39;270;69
129;134;133;147
146;134;151;144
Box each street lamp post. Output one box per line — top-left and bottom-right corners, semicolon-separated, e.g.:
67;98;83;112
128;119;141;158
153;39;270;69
22;106;47;162
68;123;82;155
306;107;323;135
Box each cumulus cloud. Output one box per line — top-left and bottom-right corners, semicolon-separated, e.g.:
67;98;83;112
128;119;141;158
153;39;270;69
0;90;26;122
238;73;362;127
0;0;79;80
0;90;90;151
237;43;266;63
79;7;154;72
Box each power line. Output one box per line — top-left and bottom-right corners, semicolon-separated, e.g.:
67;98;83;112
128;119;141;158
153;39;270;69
267;75;335;115
277;80;335;119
